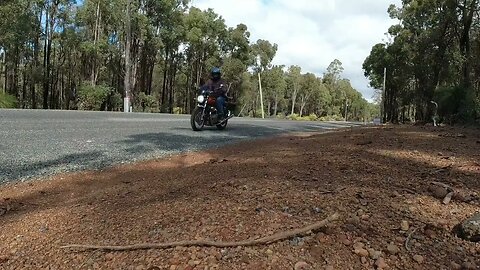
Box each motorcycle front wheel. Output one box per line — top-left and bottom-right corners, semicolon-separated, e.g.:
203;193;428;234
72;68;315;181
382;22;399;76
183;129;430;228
191;107;205;131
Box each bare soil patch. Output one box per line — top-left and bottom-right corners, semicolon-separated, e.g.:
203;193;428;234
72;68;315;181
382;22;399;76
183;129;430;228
0;125;479;269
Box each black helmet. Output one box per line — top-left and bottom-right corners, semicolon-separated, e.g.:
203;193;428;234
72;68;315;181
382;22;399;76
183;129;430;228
211;67;221;80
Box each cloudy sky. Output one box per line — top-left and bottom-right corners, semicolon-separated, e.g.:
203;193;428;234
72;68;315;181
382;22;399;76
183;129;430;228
191;0;401;101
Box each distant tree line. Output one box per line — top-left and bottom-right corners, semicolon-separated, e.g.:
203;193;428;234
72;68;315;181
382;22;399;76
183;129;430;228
364;0;480;124
0;0;377;122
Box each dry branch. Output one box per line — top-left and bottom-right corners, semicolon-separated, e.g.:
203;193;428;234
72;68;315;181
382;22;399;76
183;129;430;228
61;213;340;252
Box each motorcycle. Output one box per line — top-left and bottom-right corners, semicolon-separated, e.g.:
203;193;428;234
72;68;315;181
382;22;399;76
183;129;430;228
191;85;235;131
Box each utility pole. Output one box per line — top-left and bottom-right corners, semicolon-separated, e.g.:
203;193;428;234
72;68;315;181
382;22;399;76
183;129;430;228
257;56;265;119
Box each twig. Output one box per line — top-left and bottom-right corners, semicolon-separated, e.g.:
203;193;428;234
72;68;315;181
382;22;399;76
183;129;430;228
61;213;340;252
402;188;417;194
405;227;419;252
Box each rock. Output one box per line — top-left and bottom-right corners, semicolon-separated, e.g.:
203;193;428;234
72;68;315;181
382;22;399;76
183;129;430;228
309;246;323;259
454;212;480;242
375;258;388;269
430;186;448;199
450;262;461;270
347;216;361;225
387;244;400;255
0;255;9;263
354;248;369;257
424;229;436;238
360;256;368;264
462;262;477;270
324;266;334;270
266;249;274;256
342;238;352;246
291;236;305;246
413;255;424;264
323;226;336;235
368;249;382;260
294;261;311;270
401;221;409;231
338;235;352;246
317;233;328;243
353;242;365;250
453;191;469;202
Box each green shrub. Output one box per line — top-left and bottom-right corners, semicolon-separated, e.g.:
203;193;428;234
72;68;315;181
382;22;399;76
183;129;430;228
307;113;318;121
434;86;476;124
0;92;17;108
318;115;344;121
137;92;159;113
173;107;184;115
287;113;300;120
110;92;123;111
77;83;110;110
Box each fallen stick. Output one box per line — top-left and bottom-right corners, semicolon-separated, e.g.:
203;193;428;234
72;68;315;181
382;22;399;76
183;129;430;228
319;187;346;195
61;213;340;252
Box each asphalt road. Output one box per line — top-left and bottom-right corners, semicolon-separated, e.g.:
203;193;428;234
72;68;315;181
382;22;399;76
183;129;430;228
0;109;363;183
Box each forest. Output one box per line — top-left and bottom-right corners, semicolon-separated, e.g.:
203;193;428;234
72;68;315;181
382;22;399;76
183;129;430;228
0;0;377;122
363;0;480;124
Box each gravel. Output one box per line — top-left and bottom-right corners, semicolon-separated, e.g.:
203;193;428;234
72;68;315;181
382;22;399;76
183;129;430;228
0;109;362;184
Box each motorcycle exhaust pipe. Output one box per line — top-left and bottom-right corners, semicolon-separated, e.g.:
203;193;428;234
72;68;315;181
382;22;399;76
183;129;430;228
219;114;234;125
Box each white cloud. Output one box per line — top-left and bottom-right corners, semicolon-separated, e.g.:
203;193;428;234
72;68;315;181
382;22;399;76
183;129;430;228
191;0;401;101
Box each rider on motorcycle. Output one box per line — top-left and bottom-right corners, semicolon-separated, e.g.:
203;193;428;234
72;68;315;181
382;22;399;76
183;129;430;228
204;67;227;121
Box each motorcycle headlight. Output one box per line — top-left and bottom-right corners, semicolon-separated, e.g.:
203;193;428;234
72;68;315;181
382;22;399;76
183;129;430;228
197;95;205;103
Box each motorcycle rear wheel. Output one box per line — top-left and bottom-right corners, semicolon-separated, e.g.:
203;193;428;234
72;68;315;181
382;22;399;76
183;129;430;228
216;119;228;130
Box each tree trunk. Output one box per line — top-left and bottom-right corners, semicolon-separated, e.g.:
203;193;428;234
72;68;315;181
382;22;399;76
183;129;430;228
13;46;19;102
273;96;279;117
291;88;298;115
459;0;477;89
22;69;27;108
161;49;169;110
31;14;41;109
168;54;177;114
124;0;132;112
300;99;306;117
1;50;6;93
43;4;52;109
91;1;101;86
